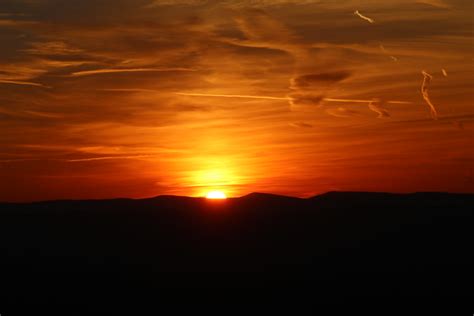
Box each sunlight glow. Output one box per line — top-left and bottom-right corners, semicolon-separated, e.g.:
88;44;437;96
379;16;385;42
206;190;227;199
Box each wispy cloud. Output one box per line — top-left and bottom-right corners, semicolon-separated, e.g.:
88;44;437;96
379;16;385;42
23;41;84;56
290;71;352;89
379;44;398;61
326;107;360;118
0;80;48;88
416;0;451;8
288;71;352;110
145;0;207;8
70;68;196;77
67;155;153;162
176;92;288;100
289;94;325;108
421;71;438;120
354;10;374;24
290;122;313;128
0;19;38;27
368;99;391;118
21;110;64;119
98;88;160;93
176;92;412;112
228;8;309;62
324;98;411;105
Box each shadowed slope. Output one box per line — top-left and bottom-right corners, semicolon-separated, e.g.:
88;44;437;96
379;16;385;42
0;192;472;313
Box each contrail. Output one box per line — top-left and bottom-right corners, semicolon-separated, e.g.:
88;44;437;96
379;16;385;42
70;68;195;77
1;155;153;163
176;92;289;100
324;98;369;103
68;155;152;162
0;80;47;88
354;10;374;24
442;69;448;77
323;98;411;105
177;93;411;104
421;71;438;120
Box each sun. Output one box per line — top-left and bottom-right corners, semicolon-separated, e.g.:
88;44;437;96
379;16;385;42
206;190;227;199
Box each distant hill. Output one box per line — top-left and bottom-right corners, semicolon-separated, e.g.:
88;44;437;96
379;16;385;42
0;192;473;313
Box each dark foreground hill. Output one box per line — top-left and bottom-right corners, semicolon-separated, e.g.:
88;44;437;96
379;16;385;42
0;192;473;313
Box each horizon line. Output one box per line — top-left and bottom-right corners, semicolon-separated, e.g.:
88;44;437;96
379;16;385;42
1;190;470;204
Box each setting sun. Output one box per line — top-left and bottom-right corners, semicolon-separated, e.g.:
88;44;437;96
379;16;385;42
206;191;227;199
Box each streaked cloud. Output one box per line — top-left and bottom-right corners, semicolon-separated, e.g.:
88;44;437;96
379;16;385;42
176;92;288;101
326;107;360;118
290;71;352;89
23;41;84;56
421;71;439;120
68;155;153;162
70;68;196;77
21;110;64;118
368;99;391;118
0;80;47;87
290;122;313;128
379;44;398;62
416;0;451;8
354;10;375;24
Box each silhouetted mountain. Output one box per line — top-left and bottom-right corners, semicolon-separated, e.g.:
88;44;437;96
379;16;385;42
239;191;302;201
0;192;473;313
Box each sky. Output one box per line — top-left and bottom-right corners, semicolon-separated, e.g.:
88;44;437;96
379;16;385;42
0;0;473;201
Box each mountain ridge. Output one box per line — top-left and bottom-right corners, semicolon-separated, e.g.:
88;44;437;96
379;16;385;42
1;191;472;205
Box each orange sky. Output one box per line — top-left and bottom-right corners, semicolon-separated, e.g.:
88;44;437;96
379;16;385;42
1;0;473;201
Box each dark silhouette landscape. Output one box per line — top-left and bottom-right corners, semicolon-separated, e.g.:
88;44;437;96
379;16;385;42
1;192;473;313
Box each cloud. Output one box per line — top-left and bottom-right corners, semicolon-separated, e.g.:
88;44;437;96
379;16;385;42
0;19;38;27
288;71;352;111
97;88;159;93
387;114;474;127
68;155;152;162
416;0;451;8
379;44;398;61
227;8;309;62
326;107;360;118
290;71;352;89
176;92;287;100
234;9;296;44
421;71;438;120
145;0;323;8
23;41;84;56
290;122;313;128
0;80;47;88
21;110;64;118
368;99;391;118
143;0;453;11
174;92;411;117
70;68;195;77
354;10;375;24
288;93;324;109
145;0;208;7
